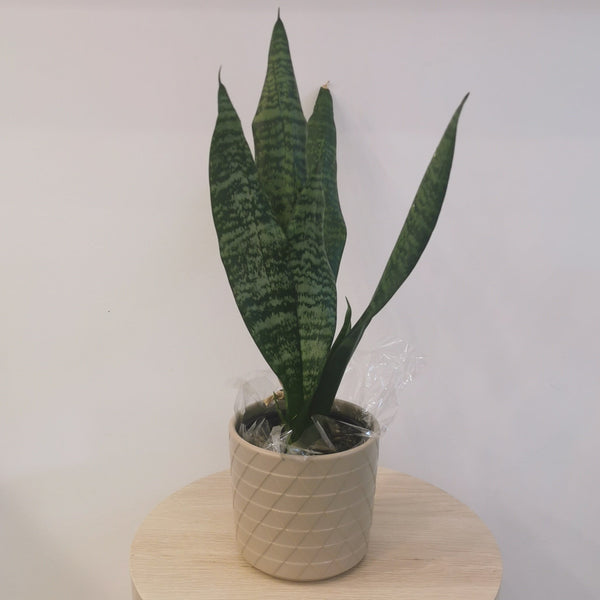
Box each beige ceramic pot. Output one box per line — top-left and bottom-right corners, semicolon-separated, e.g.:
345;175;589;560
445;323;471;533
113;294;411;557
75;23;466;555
229;400;380;581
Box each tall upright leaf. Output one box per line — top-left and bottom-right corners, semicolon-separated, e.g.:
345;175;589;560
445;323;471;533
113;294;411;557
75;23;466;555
286;173;337;433
309;94;469;416
364;94;469;320
252;17;307;233
209;81;303;411
307;86;346;279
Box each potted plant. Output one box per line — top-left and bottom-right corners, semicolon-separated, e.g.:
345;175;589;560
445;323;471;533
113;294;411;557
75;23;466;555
209;15;467;581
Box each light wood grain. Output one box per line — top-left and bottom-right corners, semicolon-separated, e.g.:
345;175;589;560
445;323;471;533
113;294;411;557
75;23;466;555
130;468;502;599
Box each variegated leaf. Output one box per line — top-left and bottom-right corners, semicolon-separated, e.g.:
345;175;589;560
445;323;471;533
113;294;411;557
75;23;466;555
307;86;346;279
286;173;337;432
209;81;303;410
365;93;470;319
310;95;469;416
252;17;306;233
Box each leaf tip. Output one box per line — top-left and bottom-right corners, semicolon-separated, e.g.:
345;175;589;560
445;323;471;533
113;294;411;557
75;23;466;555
274;8;287;32
451;92;470;123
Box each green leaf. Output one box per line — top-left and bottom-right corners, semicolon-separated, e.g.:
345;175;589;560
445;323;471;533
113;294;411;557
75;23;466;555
309;94;469;416
209;80;303;411
286;173;337;432
252;17;307;233
306;314;366;418
307;86;346;279
364;93;470;320
330;298;352;357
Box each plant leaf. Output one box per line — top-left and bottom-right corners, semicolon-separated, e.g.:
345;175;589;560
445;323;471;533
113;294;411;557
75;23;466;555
364;93;469;320
307;86;346;279
307;314;366;418
286;173;337;431
330;298;352;357
309;94;469;416
209;80;303;410
252;17;306;233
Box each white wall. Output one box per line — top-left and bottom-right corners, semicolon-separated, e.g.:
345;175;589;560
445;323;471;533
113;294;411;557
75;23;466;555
1;1;598;598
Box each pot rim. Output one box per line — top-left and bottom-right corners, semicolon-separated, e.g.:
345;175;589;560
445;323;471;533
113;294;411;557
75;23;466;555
229;399;380;462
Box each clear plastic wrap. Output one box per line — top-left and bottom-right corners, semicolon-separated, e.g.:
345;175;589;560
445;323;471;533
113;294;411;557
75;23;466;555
234;339;422;455
337;338;422;433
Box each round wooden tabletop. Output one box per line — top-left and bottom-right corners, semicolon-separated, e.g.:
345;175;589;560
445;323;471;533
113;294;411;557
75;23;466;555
130;468;502;599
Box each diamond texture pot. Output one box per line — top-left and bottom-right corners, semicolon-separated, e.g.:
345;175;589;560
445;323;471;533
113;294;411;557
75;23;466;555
229;400;380;581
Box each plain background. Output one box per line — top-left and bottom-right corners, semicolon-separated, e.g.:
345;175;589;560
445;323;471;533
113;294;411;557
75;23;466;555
1;1;599;598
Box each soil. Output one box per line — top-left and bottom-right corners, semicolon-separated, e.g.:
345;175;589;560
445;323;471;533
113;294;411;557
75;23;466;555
238;408;373;454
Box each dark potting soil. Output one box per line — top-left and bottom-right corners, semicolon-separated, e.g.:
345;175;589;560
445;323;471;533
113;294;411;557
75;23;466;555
237;409;373;454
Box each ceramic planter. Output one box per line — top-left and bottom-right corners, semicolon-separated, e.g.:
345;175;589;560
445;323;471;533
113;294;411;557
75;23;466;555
229;400;380;581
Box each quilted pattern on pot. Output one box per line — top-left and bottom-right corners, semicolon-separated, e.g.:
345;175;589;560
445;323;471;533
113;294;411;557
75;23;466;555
229;414;379;581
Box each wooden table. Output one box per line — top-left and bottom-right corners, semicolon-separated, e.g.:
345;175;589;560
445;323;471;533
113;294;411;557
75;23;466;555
130;468;502;599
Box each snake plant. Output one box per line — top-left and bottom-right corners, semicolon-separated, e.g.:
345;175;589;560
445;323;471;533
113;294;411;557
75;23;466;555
209;16;467;441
